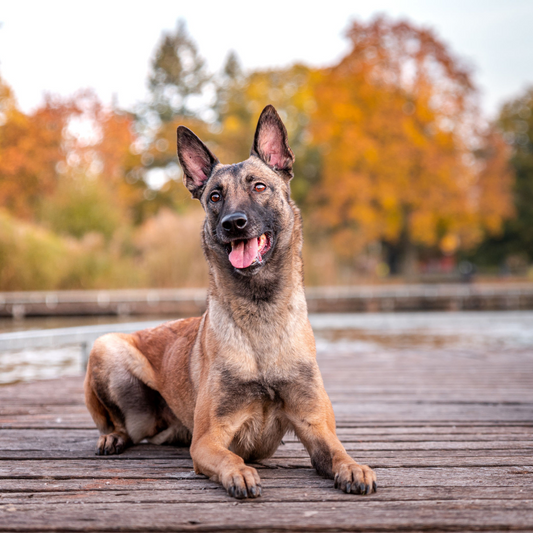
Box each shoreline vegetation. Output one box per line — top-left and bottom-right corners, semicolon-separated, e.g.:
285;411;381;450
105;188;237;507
1;17;532;291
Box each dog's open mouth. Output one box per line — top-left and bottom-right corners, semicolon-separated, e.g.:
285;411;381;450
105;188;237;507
228;233;271;269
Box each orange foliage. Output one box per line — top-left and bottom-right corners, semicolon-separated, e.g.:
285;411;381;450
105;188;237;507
309;17;513;260
94;107;144;212
0;78;78;218
0;17;517;288
0;83;145;224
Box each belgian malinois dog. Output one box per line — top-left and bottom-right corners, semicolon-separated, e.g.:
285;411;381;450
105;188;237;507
84;105;377;498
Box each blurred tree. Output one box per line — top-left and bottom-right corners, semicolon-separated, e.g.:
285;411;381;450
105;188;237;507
222;50;242;81
0;76;78;219
0;208;141;291
309;17;513;276
147;19;210;122
126;20;212;221
468;88;533;267
210;60;320;206
59;89;184;226
40;174;124;241
93;104;153;224
497;89;533;261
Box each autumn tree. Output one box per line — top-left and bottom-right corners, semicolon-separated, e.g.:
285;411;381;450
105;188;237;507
0;82;137;232
32;91;142;237
470;87;533;267
209;60;320;205
0;76;78;219
120;20;212;220
147;19;210;123
309;17;513;276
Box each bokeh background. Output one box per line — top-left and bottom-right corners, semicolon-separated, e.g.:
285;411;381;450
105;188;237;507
1;0;532;290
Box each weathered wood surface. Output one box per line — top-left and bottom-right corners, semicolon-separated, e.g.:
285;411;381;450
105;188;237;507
0;333;532;532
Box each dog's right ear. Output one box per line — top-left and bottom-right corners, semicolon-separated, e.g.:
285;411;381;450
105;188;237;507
177;126;219;199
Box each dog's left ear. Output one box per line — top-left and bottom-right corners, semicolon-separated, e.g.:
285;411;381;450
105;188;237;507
251;105;295;179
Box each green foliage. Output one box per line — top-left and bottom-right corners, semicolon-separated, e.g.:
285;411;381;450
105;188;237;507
468;87;533;267
0;210;66;290
148;19;210;122
0;210;140;290
134;208;208;287
39;175;126;240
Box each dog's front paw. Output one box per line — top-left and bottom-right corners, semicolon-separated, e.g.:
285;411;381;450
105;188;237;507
334;462;377;495
222;465;262;499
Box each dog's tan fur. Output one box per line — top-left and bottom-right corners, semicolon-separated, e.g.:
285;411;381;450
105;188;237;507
84;106;377;498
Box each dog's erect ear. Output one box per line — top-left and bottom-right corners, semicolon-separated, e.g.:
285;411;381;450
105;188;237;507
177;126;219;199
251;105;295;179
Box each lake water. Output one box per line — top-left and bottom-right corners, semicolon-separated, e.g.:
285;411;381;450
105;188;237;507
1;311;532;386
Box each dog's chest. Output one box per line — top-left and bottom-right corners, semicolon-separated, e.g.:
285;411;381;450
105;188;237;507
216;371;286;419
221;375;290;461
215;358;317;419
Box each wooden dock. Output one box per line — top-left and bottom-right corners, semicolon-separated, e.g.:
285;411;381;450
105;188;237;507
1;327;532;532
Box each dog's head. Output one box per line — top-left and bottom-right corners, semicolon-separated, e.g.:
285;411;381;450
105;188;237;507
177;105;297;278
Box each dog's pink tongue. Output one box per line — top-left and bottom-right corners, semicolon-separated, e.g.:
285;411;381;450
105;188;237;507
229;238;258;269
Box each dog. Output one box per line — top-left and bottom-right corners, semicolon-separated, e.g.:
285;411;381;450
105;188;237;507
84;105;377;498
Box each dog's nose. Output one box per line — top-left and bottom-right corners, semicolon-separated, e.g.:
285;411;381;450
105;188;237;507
221;212;248;233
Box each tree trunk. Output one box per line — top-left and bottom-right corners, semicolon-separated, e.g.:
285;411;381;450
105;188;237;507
399;233;418;280
385;209;418;280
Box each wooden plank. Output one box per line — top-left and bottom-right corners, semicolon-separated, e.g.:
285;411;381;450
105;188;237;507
3;401;532;422
1;459;533;478
1;429;531;451
1;452;532;468
1;500;533;532
1;465;531;489
3;417;531;430
1;485;532;504
4;425;533;437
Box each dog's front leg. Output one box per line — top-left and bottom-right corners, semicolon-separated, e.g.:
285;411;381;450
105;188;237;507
190;409;262;499
287;390;377;495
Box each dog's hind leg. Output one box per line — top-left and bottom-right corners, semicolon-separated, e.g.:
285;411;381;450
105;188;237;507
84;355;134;455
84;333;164;456
84;372;131;455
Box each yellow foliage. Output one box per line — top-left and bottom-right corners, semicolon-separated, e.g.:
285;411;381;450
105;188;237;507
134;208;208;288
308;17;513;258
0;210;139;291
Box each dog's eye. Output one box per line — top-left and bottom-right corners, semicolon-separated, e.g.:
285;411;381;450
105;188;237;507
254;183;266;192
210;191;221;203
